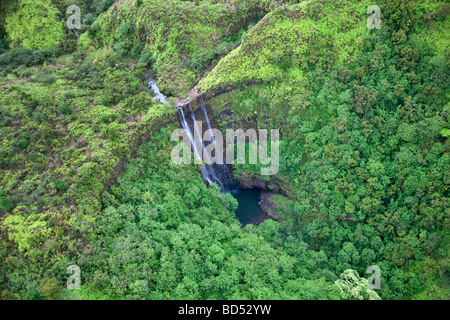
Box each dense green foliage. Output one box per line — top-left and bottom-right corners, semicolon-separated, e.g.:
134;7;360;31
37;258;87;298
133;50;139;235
78;0;272;95
0;0;117;54
0;0;448;300
0;57;174;299
200;0;450;299
64;128;347;300
5;0;64;50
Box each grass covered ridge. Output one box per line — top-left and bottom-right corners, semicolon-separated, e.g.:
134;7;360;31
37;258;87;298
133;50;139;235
197;0;450;299
78;0;272;96
199;0;449;92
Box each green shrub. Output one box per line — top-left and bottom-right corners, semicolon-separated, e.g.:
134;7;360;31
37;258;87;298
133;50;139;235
188;48;215;75
138;47;155;67
54;179;70;192
0;48;52;71
0;189;12;211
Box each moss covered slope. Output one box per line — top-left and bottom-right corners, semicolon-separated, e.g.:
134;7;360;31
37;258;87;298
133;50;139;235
78;0;272;96
199;0;449;92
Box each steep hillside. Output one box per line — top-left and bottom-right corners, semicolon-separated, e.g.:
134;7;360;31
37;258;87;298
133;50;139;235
197;0;450;299
78;0;272;96
0;59;174;299
199;0;449;91
0;0;448;301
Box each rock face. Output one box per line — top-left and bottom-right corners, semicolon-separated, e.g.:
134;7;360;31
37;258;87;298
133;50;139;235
236;174;288;221
237;174;285;195
258;191;280;220
177;84;290;217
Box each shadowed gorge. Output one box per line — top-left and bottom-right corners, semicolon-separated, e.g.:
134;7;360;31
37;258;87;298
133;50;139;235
232;188;266;227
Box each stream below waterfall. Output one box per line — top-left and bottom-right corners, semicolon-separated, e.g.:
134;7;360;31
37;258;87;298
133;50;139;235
149;80;167;104
150;80;267;227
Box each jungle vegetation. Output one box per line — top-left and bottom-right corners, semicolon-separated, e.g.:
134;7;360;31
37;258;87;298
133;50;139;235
0;0;448;300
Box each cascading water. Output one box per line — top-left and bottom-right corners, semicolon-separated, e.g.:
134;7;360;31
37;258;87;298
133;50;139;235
177;99;233;193
199;95;234;191
187;103;223;189
150;77;230;191
150;80;265;225
149;80;167;104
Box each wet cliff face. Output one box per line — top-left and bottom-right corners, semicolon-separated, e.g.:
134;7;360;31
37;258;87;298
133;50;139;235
236;174;285;194
179;89;287;195
177;98;235;193
178;95;289;225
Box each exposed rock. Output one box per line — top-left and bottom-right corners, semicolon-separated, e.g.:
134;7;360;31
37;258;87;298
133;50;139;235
258;191;280;220
237;174;284;195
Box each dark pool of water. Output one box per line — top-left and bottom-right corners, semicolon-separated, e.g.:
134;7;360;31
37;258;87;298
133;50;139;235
231;189;266;227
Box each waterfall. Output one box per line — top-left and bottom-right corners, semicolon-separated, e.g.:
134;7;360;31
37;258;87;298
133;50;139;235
149;79;232;191
177;97;233;193
149;80;167;104
199;96;234;192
